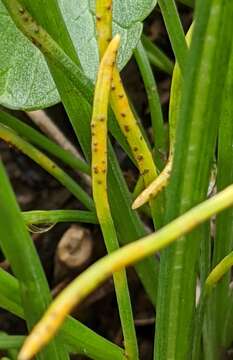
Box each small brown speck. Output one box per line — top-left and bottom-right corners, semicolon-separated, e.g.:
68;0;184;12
124;125;130;132
121;112;126;118
97;180;102;185
102;169;106;174
133;147;138;152
111;85;116;91
139;135;143;140
142;169;149;175
31;38;37;45
106;4;112;11
19;7;25;14
137;155;144;162
98;115;105;122
96;15;101;21
93;166;99;174
118;94;124;99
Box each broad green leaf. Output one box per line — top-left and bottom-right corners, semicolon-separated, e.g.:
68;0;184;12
59;0;157;80
0;1;58;109
0;0;157;110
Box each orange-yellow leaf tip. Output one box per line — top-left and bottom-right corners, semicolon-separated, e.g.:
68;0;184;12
132;197;143;210
109;33;120;52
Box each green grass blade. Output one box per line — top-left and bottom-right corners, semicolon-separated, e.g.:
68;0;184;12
23;210;97;226
0;110;90;174
193;251;233;360
0;124;94;211
0;334;24;350
158;0;188;74
141;34;174;75
0;161;63;360
211;42;233;351
177;0;194;6
0;268;24;318
0;268;125;360
134;40;165;157
155;1;233;359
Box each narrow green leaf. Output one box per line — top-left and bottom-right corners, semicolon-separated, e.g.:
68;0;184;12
141;34;174;75
23;210;97;226
155;1;233;359
17;183;233;360
0;334;24;350
134;40;165;156
177;0;194;6
193;251;233;360
211;41;233;351
0;160;64;360
0;269;125;360
158;0;188;74
0;110;90;174
0;124;94;211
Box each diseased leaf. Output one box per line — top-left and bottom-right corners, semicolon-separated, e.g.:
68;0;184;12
0;0;157;110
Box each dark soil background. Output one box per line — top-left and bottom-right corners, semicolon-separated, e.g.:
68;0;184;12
1;4;220;360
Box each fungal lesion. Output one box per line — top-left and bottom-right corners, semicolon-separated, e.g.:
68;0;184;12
124;125;130;132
